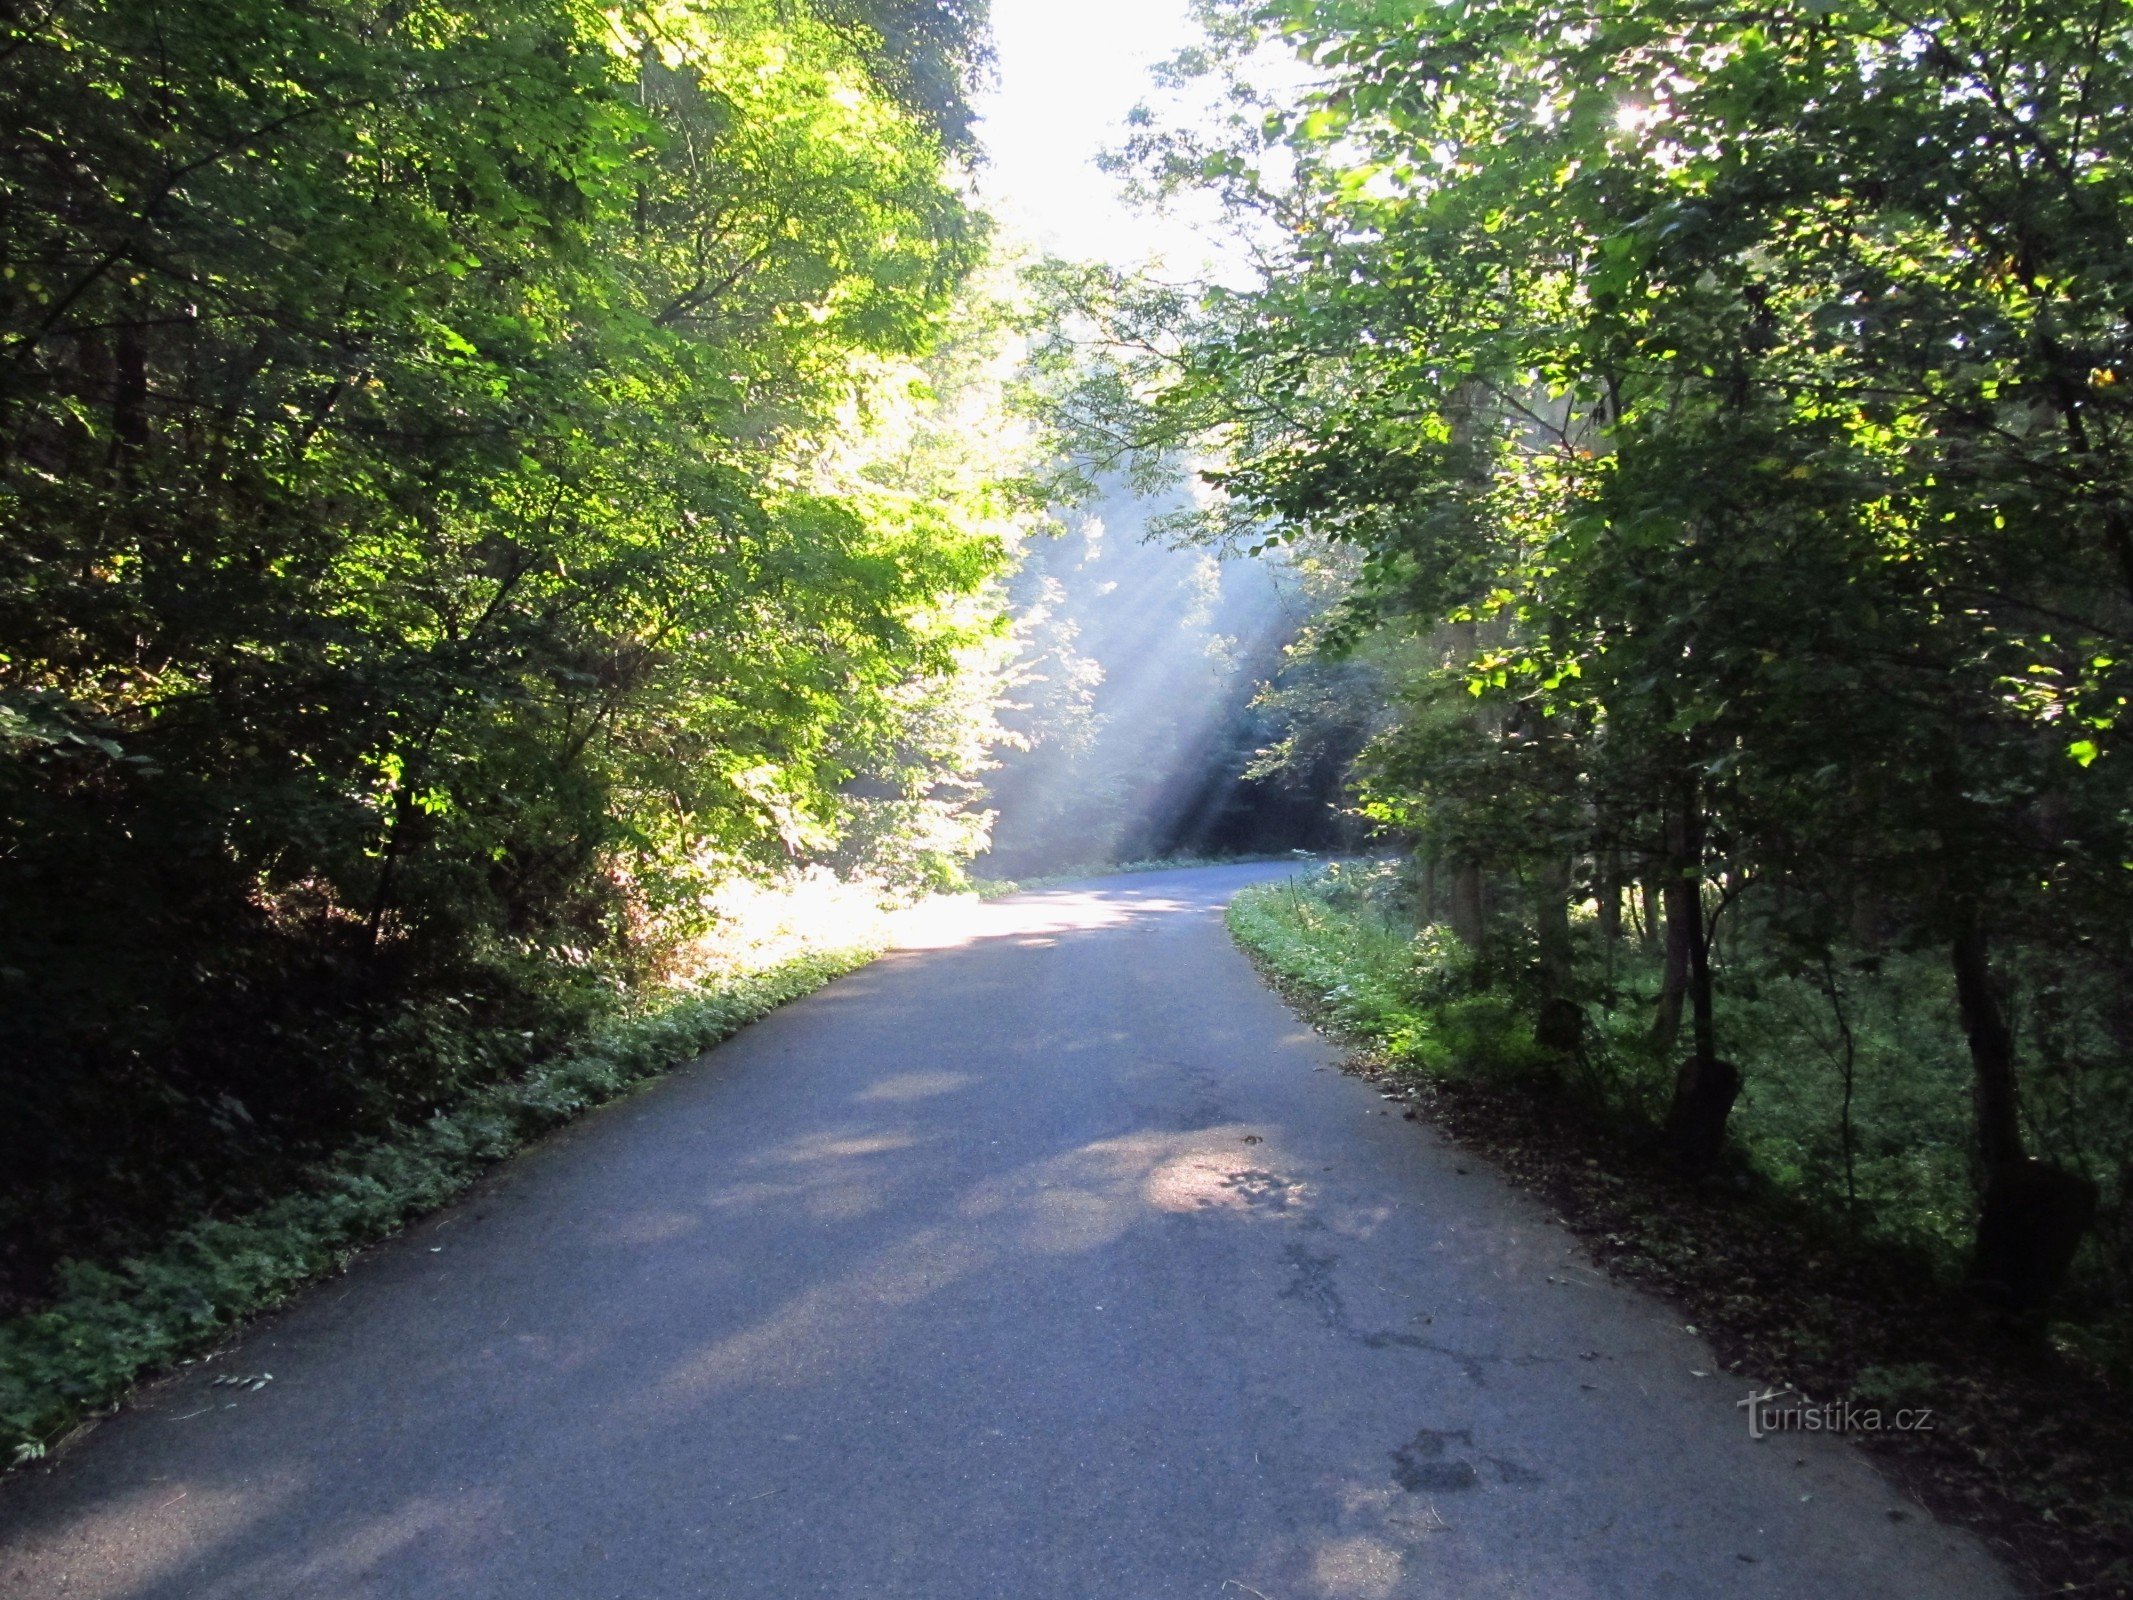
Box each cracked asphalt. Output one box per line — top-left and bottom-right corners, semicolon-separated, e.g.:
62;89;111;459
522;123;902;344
0;862;2011;1598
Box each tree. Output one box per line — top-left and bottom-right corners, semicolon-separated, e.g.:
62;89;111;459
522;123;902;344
0;0;1015;1284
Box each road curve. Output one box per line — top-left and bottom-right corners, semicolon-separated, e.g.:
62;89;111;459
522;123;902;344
0;862;2008;1599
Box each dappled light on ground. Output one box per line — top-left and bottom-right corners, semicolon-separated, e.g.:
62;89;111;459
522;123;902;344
856;1071;975;1103
635;1115;1324;1423
633;1222;994;1415
1143;1146;1314;1217
1309;1531;1407;1599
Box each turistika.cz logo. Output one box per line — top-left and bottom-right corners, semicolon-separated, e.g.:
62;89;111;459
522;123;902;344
1737;1387;1936;1440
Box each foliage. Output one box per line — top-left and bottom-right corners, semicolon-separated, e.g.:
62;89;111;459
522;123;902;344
1232;863;1550;1072
810;0;995;151
0;0;1018;1299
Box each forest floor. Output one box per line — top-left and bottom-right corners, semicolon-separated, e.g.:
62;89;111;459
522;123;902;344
1;864;2011;1599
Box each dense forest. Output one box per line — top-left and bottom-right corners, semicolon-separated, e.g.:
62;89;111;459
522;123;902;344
1049;0;2133;1330
0;0;1023;1303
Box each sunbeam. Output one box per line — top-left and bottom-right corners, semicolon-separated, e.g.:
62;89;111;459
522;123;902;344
981;481;1314;875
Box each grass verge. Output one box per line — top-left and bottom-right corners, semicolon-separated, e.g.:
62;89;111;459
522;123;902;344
1229;866;2133;1597
0;937;881;1468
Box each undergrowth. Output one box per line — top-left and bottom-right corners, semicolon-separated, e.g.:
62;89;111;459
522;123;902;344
0;905;891;1467
1232;860;2129;1314
1230;860;2133;1592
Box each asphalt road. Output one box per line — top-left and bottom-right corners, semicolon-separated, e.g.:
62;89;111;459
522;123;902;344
0;862;2010;1599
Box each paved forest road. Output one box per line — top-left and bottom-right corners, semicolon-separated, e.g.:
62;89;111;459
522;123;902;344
1;863;2009;1599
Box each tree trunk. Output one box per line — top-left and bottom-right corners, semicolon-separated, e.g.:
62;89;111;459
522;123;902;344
1534;858;1574;992
1953;903;2022;1181
1848;887;1881;952
111;312;150;482
1952;901;2096;1308
1533;857;1581;1057
1449;862;1486;953
1651;853;1690;1055
1595;849;1621;1006
1594;850;1621;944
1660;775;1739;1168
